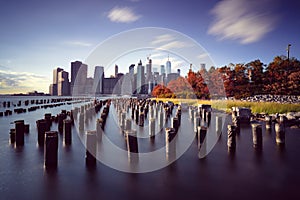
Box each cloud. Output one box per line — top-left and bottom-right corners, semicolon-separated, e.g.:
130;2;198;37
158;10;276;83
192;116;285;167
158;41;193;50
151;34;175;45
208;0;278;44
149;53;187;72
0;70;49;93
64;41;93;47
152;34;194;51
197;53;210;59
107;6;141;23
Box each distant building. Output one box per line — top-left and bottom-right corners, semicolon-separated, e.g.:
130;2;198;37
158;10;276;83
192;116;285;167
200;63;206;70
103;77;118;94
166;57;171;76
177;69;181;76
136;60;145;94
129;64;135;77
121;73;133;95
50;67;63;95
115;65;118;78
71;61;87;95
49;84;57;96
85;77;94;94
57;71;70;96
160;65;165;75
166;72;179;84
53;68;63;85
93;66;104;94
146;59;152;83
153;67;158;73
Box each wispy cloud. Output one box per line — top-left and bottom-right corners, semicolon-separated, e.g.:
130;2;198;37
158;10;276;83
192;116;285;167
208;0;278;44
197;53;210;59
151;34;175;45
149;53;187;72
0;70;49;93
107;6;141;23
64;41;93;47
158;41;193;50
152;34;194;51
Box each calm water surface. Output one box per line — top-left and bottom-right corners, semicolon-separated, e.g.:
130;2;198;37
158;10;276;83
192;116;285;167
0;96;300;200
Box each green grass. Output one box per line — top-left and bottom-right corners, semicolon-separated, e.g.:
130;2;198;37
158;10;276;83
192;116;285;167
152;98;300;114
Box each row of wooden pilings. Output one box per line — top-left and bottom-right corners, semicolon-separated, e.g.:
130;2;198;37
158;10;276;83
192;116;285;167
113;98;183;158
227;111;286;152
1;98;90;117
9;98;111;169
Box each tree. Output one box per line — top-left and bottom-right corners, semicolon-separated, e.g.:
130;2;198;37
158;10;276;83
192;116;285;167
246;59;265;95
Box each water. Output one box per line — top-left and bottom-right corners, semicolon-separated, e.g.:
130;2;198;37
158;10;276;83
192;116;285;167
0;96;300;200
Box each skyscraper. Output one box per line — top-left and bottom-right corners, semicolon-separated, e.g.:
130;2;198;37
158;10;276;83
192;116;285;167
166;56;171;76
136;60;145;94
200;63;206;70
93;66;104;94
129;64;135;76
50;67;63;96
71;61;87;95
146;58;152;83
57;70;70;96
115;65;118;78
160;65;165;75
129;64;135;94
53;67;63;85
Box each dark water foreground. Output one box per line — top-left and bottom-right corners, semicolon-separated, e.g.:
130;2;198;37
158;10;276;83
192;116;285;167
0;97;300;200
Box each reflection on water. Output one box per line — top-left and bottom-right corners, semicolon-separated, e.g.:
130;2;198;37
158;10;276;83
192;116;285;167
0;96;300;199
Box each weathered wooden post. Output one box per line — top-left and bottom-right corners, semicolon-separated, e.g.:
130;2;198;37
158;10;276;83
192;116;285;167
44;131;58;169
194;116;201;133
63;119;72;145
252;123;262;149
275;123;285;145
79;112;84;132
126;130;138;153
86;130;97;166
227;125;236;150
171;117;179;133
15;120;25;146
216;116;222;135
149;118;156;138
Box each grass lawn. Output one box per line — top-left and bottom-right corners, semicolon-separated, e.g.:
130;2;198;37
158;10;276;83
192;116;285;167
152;98;300;114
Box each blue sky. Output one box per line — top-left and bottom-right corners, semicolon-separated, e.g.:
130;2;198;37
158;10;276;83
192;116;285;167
0;0;299;94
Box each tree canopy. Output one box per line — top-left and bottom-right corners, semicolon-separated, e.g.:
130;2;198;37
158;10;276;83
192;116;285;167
152;55;300;99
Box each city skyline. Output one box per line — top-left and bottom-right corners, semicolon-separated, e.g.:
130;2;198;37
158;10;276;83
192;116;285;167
49;55;182;96
1;0;300;94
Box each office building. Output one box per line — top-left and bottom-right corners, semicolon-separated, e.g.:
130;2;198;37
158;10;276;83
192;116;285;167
71;61;87;95
93;66;104;94
166;73;179;85
57;71;70;96
160;65;165;75
50;67;63;96
146;58;152;83
136;60;145;94
115;65;118;78
166;57;171;76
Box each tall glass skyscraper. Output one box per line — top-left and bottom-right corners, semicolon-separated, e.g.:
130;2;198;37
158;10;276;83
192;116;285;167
166;57;171;76
136;60;145;94
71;61;87;95
160;65;165;75
93;66;104;94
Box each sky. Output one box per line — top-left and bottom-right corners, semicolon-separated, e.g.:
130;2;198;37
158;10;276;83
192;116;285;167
0;0;300;94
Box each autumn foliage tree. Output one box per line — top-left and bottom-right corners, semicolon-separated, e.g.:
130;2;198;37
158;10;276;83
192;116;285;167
151;55;300;99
